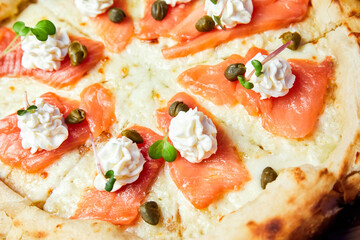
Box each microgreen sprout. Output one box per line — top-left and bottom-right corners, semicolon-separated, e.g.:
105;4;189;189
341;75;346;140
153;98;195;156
238;75;254;89
17;105;38;116
1;20;56;58
148;133;177;162
210;0;217;4
246;40;293;80
213;15;225;30
251;60;263;77
105;170;116;192
213;0;228;30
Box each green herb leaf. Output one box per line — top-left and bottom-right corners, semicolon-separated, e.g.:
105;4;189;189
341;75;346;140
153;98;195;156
31;28;48;41
105;177;116;192
104;170;116;192
210;0;217;4
148;140;164;160
162;141;177;162
26;105;37;111
148;135;178;162
238;75;253;89
213;15;225;30
251;60;263;77
105;170;114;178
12;21;25;35
35;20;56;35
17;110;27;116
19;26;31;37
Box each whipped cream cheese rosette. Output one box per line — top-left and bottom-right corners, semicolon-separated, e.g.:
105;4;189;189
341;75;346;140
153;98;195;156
245;52;296;99
205;0;253;29
21;28;70;71
17;98;69;154
169;107;217;163
94;137;145;192
75;0;114;17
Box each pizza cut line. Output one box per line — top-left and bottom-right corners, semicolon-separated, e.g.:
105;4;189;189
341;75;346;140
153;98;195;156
0;0;359;239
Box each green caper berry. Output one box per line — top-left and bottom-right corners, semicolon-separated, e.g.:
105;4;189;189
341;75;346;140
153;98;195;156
168;101;189;117
108;7;126;23
121;129;144;144
195;15;215;32
261;167;278;189
140;201;160;225
224;63;246;81
279;32;301;50
151;0;168;21
65;109;86;124
68;41;88;66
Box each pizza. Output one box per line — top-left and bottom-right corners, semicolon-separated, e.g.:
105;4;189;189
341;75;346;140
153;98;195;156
0;0;359;239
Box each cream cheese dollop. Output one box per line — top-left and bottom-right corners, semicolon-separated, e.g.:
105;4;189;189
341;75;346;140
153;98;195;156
21;29;70;71
17;98;69;154
164;0;191;7
74;0;113;17
204;0;253;29
94;137;145;192
169;108;217;163
245;53;296;99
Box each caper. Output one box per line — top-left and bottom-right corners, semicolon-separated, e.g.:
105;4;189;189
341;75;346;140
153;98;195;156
261;167;278;189
195;15;215;32
121;129;144;144
224;63;246;81
168;101;189;117
279;32;301;50
139;201;160;225
151;0;168;21
65;109;86;124
108;7;126;23
68;41;88;66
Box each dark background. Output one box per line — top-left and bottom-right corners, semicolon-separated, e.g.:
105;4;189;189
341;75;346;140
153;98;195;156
315;195;360;240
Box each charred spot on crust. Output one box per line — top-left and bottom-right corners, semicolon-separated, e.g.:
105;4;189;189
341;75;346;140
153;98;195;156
348;10;360;18
292;167;306;183
319;168;329;177
247;218;283;240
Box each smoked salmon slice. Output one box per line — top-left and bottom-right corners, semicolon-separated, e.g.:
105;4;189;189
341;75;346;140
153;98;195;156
178;47;334;138
157;92;250;209
80;83;116;138
138;0;198;40
72;125;164;225
161;0;310;58
0;84;116;172
0;93;90;172
0;27;104;88
91;0;134;53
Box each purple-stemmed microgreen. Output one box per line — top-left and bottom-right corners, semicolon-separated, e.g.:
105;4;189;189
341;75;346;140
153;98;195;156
1;20;56;58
